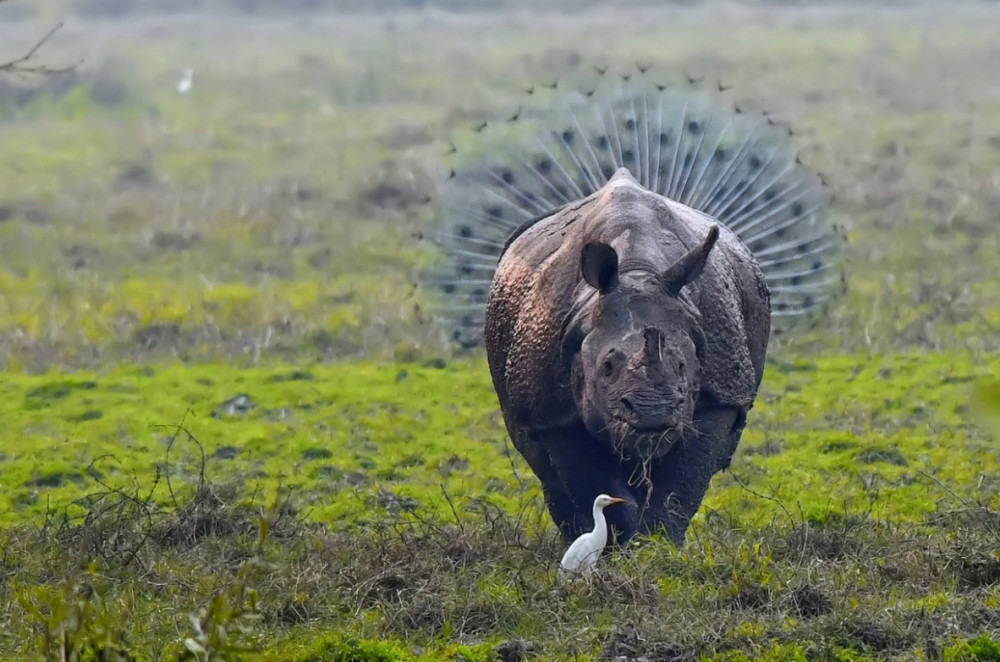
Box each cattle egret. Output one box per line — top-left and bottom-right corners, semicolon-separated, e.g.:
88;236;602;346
177;68;194;94
558;494;625;576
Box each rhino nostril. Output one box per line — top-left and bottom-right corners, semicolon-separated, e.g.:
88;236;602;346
620;396;635;414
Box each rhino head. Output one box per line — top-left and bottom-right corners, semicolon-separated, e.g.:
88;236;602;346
570;225;720;461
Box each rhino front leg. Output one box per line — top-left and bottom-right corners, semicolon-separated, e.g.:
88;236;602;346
642;405;743;545
507;426;581;541
525;423;640;544
717;410;747;472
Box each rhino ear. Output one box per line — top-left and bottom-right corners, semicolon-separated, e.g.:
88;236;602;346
581;241;619;293
660;225;720;296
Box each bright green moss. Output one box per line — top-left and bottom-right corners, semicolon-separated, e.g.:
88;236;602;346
0;350;995;536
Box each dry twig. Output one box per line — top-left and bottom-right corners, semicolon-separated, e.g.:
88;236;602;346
0;9;73;75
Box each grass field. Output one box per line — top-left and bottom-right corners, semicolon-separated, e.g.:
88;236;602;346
1;1;1000;660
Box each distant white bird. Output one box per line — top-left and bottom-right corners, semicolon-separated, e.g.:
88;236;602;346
176;67;194;94
558;494;625;576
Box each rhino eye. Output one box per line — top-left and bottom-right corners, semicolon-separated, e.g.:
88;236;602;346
600;351;625;379
678;361;685;373
599;350;623;379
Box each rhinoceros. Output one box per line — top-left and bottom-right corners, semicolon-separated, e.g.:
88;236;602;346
428;65;843;546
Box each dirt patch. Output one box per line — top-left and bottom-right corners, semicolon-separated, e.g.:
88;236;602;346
357;155;436;212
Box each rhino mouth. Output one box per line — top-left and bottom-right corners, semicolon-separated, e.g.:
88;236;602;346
610;417;683;459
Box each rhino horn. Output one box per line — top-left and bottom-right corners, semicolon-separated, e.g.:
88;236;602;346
642;327;664;365
659;225;720;297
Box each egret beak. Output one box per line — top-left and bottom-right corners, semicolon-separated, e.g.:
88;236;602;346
609;497;625;505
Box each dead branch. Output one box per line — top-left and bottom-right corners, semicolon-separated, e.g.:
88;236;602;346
0;19;73;75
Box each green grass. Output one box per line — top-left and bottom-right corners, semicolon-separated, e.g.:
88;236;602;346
2;1;1000;660
0;352;998;659
0;351;996;533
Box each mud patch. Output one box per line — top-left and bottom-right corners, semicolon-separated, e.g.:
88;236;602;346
303;448;333;460
212;445;241;460
857;447;908;467
357;156;435;212
212;394;256;418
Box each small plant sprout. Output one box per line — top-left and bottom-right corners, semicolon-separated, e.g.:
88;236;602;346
558;494;625;576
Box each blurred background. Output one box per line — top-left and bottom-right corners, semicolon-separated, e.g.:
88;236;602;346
0;0;998;373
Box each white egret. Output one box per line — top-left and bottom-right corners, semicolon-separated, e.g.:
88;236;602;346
558;494;625;576
176;68;194;94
